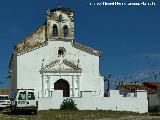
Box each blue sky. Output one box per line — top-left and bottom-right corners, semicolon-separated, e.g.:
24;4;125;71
0;0;160;88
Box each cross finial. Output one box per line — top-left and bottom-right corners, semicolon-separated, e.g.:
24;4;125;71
42;58;45;62
47;8;50;15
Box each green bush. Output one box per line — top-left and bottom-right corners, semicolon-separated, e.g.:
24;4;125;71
60;98;78;110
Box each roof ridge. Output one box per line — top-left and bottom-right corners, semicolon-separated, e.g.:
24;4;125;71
72;41;103;56
17;41;48;56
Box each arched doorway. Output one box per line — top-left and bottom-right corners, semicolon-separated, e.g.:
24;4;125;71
54;79;70;97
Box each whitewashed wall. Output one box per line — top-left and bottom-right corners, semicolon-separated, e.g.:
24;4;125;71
38;90;148;113
8;56;17;98
38;90;64;110
15;40;103;98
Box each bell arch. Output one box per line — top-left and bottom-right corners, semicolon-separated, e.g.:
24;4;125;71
53;24;58;37
63;25;68;38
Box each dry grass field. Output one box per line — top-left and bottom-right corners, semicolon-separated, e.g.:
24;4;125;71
0;109;159;120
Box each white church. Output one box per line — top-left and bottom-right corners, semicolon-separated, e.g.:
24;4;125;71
8;7;148;113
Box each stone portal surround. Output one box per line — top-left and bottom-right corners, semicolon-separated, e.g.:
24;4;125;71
41;74;80;98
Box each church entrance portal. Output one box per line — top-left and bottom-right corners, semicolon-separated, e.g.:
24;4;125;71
54;79;70;97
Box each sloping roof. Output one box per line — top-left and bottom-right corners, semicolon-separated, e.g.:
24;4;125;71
9;35;102;70
9;24;47;69
10;22;102;57
72;41;103;56
119;84;145;90
15;24;46;55
143;82;160;89
0;88;9;95
120;83;160;94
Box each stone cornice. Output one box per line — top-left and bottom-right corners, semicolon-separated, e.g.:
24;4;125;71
40;59;82;74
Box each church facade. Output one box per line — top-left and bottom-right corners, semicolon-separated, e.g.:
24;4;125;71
8;7;104;99
8;7;148;113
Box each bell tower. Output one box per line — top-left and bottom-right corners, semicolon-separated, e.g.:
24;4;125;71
46;7;74;40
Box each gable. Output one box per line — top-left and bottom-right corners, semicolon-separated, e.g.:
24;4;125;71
9;7;103;70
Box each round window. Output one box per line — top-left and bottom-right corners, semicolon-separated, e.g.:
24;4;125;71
58;47;66;56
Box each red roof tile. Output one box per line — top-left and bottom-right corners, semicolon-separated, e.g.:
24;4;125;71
143;82;160;89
